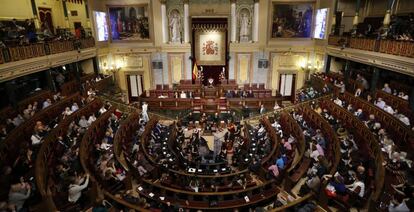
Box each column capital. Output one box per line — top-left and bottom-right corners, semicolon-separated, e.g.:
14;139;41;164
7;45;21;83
253;0;260;3
230;0;237;4
160;0;167;4
183;0;189;4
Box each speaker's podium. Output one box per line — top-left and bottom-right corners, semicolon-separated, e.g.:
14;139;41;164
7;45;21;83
201;78;218;98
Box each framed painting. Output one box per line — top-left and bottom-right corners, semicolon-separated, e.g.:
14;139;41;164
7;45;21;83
108;4;151;42
270;2;313;38
194;30;226;66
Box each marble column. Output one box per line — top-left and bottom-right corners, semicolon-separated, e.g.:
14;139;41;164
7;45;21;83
184;0;190;43
344;60;350;86
370;67;380;93
230;0;237;43
352;0;361;30
409;86;414;111
325;55;332;74
252;0;259;42
92;57;99;75
30;0;40;30
383;0;396;29
62;0;70;29
331;0;339;35
161;0;168;43
45;69;56;92
5;81;17;107
85;0;91;28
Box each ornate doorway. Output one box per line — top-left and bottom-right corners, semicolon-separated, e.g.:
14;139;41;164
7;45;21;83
38;7;54;34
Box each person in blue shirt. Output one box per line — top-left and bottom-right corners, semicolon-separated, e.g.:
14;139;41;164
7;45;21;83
276;157;285;170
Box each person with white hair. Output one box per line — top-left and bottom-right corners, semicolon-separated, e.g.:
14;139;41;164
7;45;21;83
71;102;79;112
398;115;410;126
382;83;392;94
142;102;149;122
62;107;73;117
78;116;89;128
87;114;96;125
375;98;386;109
334;97;343;106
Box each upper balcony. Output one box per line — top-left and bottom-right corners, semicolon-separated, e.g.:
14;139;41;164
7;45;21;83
0;37;95;64
328;35;414;58
0;38;96;82
327;35;414;76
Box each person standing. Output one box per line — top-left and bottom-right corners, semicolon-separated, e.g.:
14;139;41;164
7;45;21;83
260;105;266;115
142;102;149;122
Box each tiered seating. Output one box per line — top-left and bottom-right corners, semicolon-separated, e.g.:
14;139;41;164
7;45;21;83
319;99;385;210
0;93;82;168
106;110;324;210
60;74;112;97
0;90;54;131
317;100;380;209
35;99;103;211
375;89;414;126
79;107;131;210
311;74;414;150
290;105;341;208
278;112;308;189
340;92;414;149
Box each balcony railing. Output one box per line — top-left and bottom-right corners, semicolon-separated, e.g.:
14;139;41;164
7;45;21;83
328;35;414;58
0;37;95;64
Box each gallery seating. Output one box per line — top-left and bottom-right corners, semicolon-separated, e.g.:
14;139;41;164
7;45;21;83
319;99;384;210
0;92;82;167
1;38;95;63
328;35;414;58
35;99;103;211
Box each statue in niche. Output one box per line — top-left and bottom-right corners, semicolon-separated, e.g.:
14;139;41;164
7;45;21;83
239;9;251;42
169;10;181;43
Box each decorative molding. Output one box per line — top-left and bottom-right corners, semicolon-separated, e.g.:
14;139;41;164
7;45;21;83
168;53;185;84
235;53;253;84
326;46;414;77
0;48;96;82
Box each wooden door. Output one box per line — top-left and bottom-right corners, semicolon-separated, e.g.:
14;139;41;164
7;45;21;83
279;74;296;102
126;74;144;103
